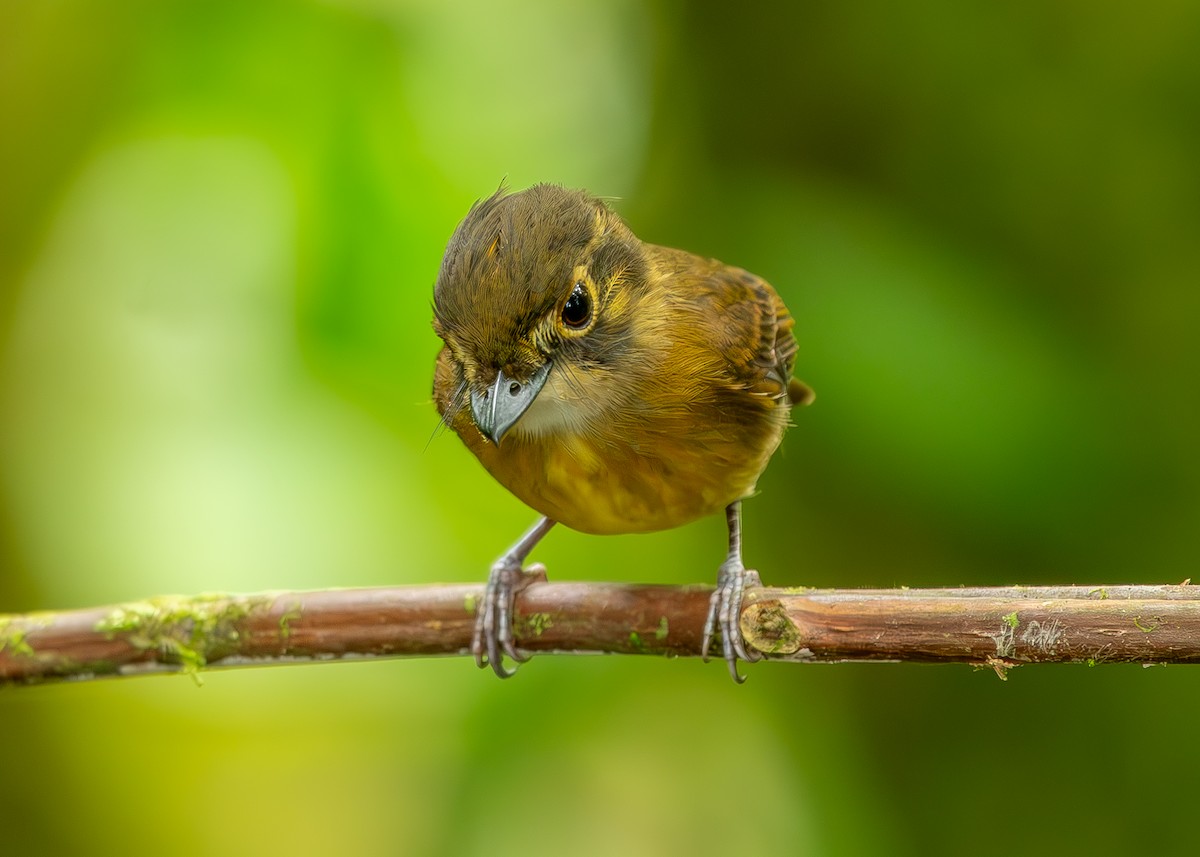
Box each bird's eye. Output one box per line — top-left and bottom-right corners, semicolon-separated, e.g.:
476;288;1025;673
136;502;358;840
561;282;592;330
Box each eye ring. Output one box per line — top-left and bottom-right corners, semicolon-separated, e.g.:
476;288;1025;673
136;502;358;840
560;281;593;331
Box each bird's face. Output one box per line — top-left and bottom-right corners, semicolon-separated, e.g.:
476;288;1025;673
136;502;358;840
433;185;649;444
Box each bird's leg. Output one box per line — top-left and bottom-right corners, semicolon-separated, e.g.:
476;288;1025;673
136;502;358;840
472;516;556;678
701;501;762;682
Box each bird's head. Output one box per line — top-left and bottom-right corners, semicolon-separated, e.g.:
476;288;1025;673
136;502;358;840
433;184;649;445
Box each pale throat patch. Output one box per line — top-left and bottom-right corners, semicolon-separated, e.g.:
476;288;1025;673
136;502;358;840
510;363;606;439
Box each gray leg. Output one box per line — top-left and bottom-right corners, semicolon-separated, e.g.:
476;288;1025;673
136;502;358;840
471;516;556;678
701;501;762;682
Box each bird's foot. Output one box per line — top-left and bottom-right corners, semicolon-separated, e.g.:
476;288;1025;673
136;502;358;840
701;561;763;683
471;558;548;678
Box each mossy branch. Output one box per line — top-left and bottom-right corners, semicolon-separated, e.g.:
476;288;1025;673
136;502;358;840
2;582;1199;686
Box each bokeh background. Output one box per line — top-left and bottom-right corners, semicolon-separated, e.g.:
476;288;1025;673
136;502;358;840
3;2;1199;854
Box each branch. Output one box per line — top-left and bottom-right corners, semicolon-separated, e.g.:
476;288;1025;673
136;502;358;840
2;582;1198;686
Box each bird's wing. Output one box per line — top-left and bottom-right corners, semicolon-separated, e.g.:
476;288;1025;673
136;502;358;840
691;258;810;405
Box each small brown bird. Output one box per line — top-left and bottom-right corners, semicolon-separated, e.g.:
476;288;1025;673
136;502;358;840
432;184;813;680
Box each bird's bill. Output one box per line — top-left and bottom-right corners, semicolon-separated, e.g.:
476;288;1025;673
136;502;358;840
469;361;551;444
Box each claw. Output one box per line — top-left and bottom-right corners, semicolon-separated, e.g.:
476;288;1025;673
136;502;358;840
470;517;555;678
701;501;763;682
472;559;547;677
702;562;762;682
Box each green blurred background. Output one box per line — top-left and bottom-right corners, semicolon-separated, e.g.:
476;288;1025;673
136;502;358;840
2;1;1199;854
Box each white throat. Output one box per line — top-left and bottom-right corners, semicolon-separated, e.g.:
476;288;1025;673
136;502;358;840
509;365;603;439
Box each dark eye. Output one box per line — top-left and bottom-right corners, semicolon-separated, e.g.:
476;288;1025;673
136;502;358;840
561;282;592;330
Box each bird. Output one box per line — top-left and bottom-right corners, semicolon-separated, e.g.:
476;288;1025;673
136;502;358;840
431;183;813;681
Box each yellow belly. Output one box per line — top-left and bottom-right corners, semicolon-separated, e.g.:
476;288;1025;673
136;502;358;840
471;417;786;535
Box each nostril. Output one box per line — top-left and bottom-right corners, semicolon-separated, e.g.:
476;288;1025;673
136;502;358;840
508;382;521;396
